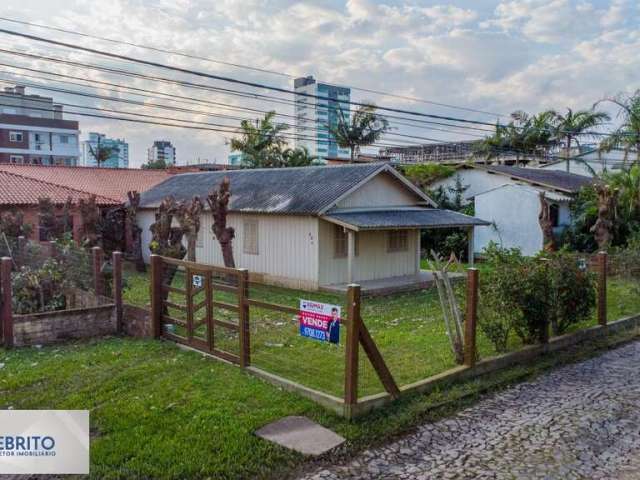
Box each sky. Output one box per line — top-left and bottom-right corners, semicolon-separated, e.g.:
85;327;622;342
1;0;638;168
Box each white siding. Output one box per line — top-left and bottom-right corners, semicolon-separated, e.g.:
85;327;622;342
139;210;320;290
318;220;419;285
336;172;422;209
430;169;516;203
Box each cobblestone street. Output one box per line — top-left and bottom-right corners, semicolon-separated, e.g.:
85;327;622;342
300;341;640;480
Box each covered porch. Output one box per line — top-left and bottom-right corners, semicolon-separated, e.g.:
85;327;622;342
320;208;490;295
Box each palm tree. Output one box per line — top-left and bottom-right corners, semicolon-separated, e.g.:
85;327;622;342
328;103;390;162
88;137;118;167
230;111;288;168
545;108;610;162
281;146;318;167
595;90;640;166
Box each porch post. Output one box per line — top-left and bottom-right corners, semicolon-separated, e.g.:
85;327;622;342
467;227;475;267
415;229;421;274
347;230;355;284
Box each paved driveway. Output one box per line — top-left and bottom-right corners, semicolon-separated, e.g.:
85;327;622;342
300;341;640;480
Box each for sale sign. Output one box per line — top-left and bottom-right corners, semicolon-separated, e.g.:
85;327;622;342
299;300;341;344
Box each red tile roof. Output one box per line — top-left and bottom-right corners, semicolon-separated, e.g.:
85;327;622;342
0;171;117;206
0;165;172;203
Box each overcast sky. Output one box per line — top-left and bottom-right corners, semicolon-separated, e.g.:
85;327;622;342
1;0;638;167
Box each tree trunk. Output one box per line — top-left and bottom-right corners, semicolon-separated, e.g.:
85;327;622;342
207;177;236;268
538;193;556;252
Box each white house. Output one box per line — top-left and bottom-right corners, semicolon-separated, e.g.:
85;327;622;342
137;163;488;292
430;165;595;256
539;148;632;177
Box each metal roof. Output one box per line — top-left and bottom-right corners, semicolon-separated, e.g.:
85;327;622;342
138;163;431;214
476;165;594;193
323;208;491;231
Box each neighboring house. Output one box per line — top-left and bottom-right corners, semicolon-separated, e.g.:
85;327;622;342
147;140;176;166
0;170;117;242
539;148;633;177
0;164;173;245
431;165;594;256
81;132;129;168
137;163;488;292
294;76;351;161
0;86;80;166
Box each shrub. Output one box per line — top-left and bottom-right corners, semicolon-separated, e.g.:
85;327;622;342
547;252;596;335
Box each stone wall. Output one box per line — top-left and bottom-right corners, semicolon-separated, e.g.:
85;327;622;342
13;305;116;347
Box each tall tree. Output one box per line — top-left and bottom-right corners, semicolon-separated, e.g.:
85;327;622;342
595;90;640;165
206;177;235;268
126;191;146;272
328;103;390;162
230;111;288;168
280;146;317;167
546;108;610;163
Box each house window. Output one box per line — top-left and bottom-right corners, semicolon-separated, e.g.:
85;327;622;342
243;219;259;255
334;226;358;258
550;203;560;227
9;155;24;164
387;230;409;253
59;135;69;144
9;131;23;142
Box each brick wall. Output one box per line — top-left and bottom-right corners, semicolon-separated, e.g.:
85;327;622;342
13;305;116;347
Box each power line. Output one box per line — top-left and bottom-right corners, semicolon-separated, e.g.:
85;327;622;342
0;28;501;128
0;48;495;136
0;76;480;144
0;15;506;118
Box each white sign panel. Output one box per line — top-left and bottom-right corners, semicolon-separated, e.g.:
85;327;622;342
192;275;204;288
0;410;90;474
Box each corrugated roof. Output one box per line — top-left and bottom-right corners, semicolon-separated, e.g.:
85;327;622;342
138;163;394;214
0;170;117;206
476;165;594;193
324;208;491;230
0;164;173;202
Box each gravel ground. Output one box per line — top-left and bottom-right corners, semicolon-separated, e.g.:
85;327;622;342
299;341;640;480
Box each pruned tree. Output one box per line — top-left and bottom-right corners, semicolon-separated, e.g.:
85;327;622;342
0;210;31;238
78;194;100;247
37;197;61;241
126;191;146;272
149;196;186;260
206;176;235;268
590;184;618;250
538;192;556;252
175;196;204;262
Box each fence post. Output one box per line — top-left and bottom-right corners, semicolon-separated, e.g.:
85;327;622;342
238;268;250;368
1;257;13;348
344;284;361;415
112;251;123;333
150;255;163;338
464;268;478;367
597;251;608;327
91;246;104;296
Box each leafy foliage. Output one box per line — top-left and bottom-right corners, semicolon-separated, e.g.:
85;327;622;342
142;158;168;169
230;111;316;168
328;103;390;161
596;90;640;165
401;164;456;191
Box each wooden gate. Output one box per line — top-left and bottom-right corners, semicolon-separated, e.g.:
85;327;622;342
150;255;250;366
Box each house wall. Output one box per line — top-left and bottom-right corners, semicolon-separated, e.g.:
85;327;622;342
318;220;419;285
0;205;83;243
474;184;571;257
336;171;421;208
139;210;320;290
430;169;515;203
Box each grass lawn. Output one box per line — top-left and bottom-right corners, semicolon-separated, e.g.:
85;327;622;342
2;331;638;479
121;265;640;399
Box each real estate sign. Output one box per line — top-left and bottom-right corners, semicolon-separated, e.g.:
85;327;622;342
299;300;341;344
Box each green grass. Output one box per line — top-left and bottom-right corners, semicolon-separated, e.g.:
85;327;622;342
2;329;638;479
121;266;640;399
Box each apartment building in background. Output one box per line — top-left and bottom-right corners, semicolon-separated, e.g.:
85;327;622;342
0;85;80;165
147;140;176;166
294;76;350;161
81;132;129;168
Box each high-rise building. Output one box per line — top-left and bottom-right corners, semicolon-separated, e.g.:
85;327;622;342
0;85;80;165
81;132;129;168
294;76;350;161
147;140;176;166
